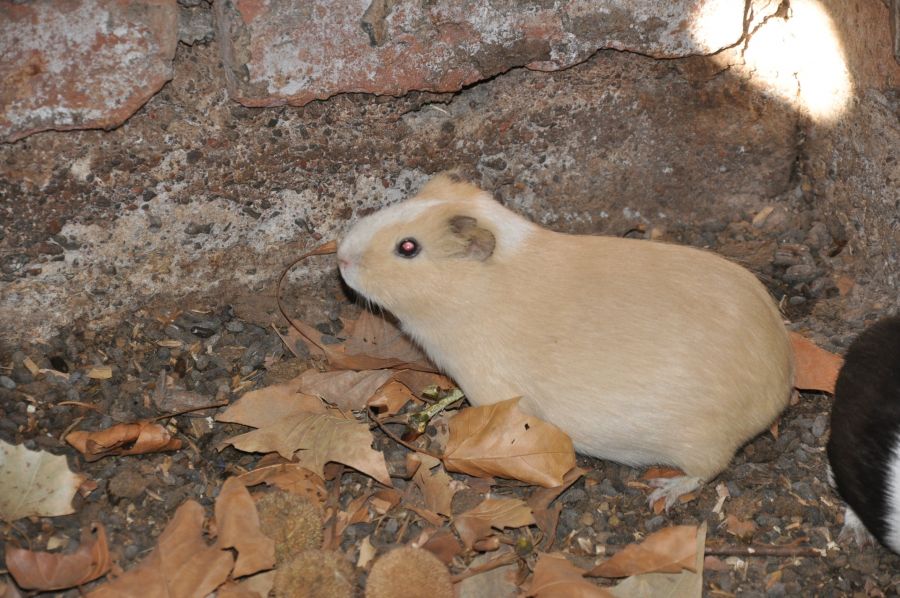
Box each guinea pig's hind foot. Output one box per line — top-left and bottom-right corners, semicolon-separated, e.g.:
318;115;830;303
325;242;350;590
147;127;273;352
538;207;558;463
647;475;703;511
837;506;877;548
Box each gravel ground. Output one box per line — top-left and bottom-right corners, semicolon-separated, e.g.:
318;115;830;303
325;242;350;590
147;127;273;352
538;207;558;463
2;203;899;596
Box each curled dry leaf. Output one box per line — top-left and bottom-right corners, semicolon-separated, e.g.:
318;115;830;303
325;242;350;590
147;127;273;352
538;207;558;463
66;422;181;462
443;398;576;488
527;553;614;598
789;331;843;393
0;439;86;521
453;497;535;550
87;501;233;598
295;368;394;411
221;409;391;486
390;370;455;398
6;524;111;591
587;525;700;578
607;522;707;598
367;379;419;416
215;478;276;578
236;463;327;505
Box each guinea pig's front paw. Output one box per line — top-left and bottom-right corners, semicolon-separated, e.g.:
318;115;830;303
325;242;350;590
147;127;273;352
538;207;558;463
837;506;877;548
647;475;703;512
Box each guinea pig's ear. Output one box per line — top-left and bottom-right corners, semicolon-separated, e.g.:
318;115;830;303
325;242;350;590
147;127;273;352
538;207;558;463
446;215;495;261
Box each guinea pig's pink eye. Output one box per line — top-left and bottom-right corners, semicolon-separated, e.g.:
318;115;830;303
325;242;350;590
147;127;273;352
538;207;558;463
396;237;420;258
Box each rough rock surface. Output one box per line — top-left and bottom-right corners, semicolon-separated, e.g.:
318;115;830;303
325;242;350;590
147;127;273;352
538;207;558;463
215;0;751;107
0;0;178;143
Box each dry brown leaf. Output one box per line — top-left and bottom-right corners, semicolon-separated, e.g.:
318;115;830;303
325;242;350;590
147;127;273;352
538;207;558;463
528;467;587;511
390;370;455;398
6;524;111;591
443;398;576;488
87;501;233;598
527;553;614;598
285;311;436;372
0;581;23;598
418;528;464;564
221;409;391;485
216;383;326;428
367;379;420;415
357;535;377;569
0;440;86;521
789;331;843;393
66;422;181;462
236;464;327;505
410;454;457;517
455;551;520;598
453;497;535;550
608;522;707;598
723;514;758;541
295;368;394;410
327;491;375;544
215;478;275;578
587;525;700;578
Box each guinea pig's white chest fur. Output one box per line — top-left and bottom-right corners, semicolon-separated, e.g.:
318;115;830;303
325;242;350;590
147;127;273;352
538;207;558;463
337;174;794;501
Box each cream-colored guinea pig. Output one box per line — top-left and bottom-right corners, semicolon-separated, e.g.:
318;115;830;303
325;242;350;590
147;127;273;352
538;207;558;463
337;173;794;506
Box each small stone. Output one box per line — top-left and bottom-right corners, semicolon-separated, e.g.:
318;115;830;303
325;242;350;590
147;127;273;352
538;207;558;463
783;264;818;283
147;214;162;230
225;320;245;333
0;376;16;390
811;415;828;438
185;222;213;235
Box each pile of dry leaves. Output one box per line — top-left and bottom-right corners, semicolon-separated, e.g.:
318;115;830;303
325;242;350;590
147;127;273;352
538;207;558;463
0;281;842;596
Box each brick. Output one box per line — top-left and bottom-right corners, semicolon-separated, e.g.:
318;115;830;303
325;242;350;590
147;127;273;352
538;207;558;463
215;0;746;107
0;0;178;143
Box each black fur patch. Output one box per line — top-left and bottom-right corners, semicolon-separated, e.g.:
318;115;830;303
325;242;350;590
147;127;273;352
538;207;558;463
827;315;900;549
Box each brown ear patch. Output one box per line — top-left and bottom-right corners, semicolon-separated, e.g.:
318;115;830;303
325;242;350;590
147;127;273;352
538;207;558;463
447;215;495;261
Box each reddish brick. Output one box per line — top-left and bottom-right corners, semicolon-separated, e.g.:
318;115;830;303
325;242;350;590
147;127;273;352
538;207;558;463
215;0;746;107
0;0;178;143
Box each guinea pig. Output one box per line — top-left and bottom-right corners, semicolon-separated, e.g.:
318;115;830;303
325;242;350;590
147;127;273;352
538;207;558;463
337;173;794;506
827;315;900;553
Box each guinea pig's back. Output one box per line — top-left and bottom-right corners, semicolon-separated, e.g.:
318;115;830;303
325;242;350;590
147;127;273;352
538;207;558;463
497;233;793;475
827;316;900;553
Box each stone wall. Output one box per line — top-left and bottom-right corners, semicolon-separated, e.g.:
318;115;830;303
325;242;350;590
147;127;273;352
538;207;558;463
0;0;897;345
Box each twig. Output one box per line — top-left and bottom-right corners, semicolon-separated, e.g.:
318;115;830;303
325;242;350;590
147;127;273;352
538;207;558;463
367;407;443;461
275;240;337;348
151;400;229;421
705;544;825;558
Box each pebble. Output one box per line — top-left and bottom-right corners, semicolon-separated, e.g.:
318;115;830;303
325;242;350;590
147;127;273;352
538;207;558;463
812;415;828;438
225;320;244;333
0;376;16;389
783;264;818;283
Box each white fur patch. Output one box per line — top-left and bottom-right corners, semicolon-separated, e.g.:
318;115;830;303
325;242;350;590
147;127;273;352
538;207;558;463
338;199;447;260
472;197;534;252
882;432;900;552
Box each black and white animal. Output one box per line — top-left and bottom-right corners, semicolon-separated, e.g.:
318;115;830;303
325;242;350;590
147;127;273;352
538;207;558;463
827;315;900;553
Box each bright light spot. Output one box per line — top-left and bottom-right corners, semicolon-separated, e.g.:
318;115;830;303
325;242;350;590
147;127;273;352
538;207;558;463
703;0;853;122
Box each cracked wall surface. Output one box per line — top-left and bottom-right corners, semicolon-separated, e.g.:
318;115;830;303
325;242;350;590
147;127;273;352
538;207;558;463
0;0;898;346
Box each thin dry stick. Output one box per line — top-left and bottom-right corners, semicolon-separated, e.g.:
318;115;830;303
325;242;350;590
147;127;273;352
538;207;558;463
367;406;444;461
704;544;825;558
275;239;338;350
451;550;520;583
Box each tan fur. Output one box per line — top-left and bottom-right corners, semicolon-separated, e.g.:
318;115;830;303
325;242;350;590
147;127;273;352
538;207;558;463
338;174;794;480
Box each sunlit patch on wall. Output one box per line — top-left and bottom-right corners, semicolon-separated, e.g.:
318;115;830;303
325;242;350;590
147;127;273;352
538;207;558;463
701;0;853;123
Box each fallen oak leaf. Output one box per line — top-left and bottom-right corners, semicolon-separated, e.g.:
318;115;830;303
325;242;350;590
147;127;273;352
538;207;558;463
66;422;181;462
410;454;457;516
340;310;434;368
390;370;455;399
87;501;233;598
6;523;111;591
789;331;843;393
442;398;576;488
215;478;275;578
0;439;86;521
220;409;391;486
453;497;535;550
527;553;614;598
587;525;700;578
